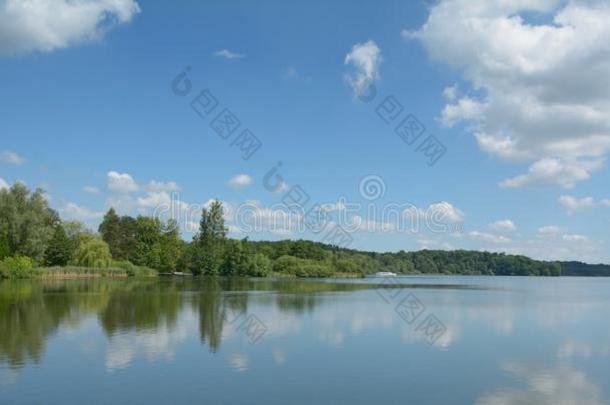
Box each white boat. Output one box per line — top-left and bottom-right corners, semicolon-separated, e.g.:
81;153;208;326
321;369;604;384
371;272;398;277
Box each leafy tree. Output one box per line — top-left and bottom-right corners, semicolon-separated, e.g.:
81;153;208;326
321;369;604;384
0;256;35;279
198;200;227;241
220;239;246;276
63;221;95;250
0;234;9;260
0;184;58;262
132;216;163;267
99;208;122;258
159;219;184;271
74;239;112;268
44;226;72;266
192;201;227;275
243;253;272;277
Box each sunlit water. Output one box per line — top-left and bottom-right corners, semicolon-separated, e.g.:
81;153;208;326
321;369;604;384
1;276;609;404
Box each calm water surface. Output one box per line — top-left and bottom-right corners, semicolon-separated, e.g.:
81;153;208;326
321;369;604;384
1;276;609;404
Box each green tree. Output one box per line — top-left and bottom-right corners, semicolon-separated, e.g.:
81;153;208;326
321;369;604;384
243;253;271;277
0;184;58;262
192;201;227;275
159;219;183;271
0;256;35;279
98;208;122;258
131;216;163;267
63;221;95;249
74;239;112;268
44;226;72;266
0;234;9;260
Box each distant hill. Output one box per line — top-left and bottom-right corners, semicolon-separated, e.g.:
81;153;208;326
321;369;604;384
252;240;610;277
560;261;610;277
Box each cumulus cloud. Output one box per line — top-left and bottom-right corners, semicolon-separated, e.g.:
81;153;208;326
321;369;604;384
427;201;464;223
146;180;181;192
411;0;610;188
344;40;382;97
403;201;464;224
214;49;244;59
0;0;141;55
563;234;588;242
442;84;458;102
499;158;603;189
107;171;139;193
489;219;516;232
558;195;595;213
0;178;8;190
227;174;252;188
0;150;25;165
469;230;511;244
538;225;563;237
59;202;104;220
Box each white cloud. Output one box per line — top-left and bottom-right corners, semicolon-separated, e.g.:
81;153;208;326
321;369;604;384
146;180;181;192
500;158;603;189
489;219;516;232
231;200;298;235
0;0;140;55
562;234;588;242
558;195;595;213
469;230;511;244
344;40;382;97
83;186;100;194
442;84;458;102
214;49;244;59
136;191;172;209
602;199;610;207
0;150;25;165
227;174;252;189
0;178;8;190
107;171;138;193
59;202;104;220
538;225;563;237
411;0;610;188
403;201;465;227
440;96;485;127
427;201;464;223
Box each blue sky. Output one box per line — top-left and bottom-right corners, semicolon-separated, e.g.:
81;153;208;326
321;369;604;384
1;0;609;263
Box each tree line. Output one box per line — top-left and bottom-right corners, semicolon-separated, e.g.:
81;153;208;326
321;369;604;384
0;183;575;279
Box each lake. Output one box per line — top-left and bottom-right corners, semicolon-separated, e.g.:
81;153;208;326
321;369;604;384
1;276;609;404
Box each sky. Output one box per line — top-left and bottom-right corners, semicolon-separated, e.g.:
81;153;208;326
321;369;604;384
1;0;609;263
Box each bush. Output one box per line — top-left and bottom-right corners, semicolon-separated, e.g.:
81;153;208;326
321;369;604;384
244;253;272;277
0;256;36;279
296;264;333;278
110;260;157;277
272;255;333;278
74;239;112;268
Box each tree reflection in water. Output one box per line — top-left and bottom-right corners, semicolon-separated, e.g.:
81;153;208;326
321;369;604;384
0;278;374;368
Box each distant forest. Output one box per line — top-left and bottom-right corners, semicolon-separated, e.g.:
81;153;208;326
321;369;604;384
1;183;608;278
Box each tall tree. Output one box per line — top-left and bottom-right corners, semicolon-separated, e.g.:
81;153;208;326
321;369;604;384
159;219;183;271
193;201;227;275
44;226;72;266
98;208;121;258
198;201;227;242
0;183;58;262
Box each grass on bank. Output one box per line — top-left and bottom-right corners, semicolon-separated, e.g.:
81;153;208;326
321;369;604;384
0;256;157;279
